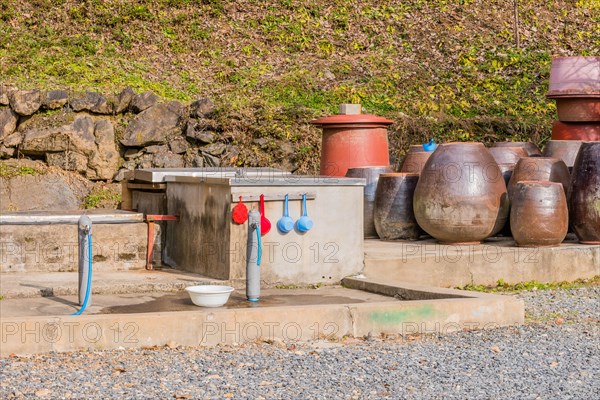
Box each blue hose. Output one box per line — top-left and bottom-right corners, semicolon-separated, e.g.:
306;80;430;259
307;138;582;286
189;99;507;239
71;232;92;316
256;225;262;266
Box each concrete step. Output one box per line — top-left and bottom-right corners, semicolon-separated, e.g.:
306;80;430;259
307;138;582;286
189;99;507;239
364;237;600;288
0;283;523;355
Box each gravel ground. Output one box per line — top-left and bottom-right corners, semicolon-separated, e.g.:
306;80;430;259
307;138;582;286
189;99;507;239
1;286;598;400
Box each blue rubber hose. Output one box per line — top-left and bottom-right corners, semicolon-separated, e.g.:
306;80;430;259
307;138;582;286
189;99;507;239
256;225;262;266
71;232;92;316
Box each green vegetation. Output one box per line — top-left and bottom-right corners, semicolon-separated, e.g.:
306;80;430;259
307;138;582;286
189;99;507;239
0;164;38;178
1;1;598;171
458;276;600;293
83;186;122;209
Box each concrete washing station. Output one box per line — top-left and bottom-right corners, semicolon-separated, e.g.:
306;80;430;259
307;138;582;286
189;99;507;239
1;166;597;355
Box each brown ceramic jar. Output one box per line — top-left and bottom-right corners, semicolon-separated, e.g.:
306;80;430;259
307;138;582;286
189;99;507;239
345;166;393;238
373;173;422;240
569;142;600;244
413;142;509;244
542;140;583;171
488;146;528;166
510;181;568;247
492;141;542;156
399;145;433;175
507;157;570;202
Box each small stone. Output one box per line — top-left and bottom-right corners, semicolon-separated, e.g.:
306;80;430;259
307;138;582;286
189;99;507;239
113;168;129;182
189;98;215;118
0;85;11;105
202;142;226;156
2;132;23;147
490;345;502;353
121;101;186;147
130;91;159;113
0;107;18;140
145;145;168;154
202;152;220;167
152;148;184;168
0;145;15;158
124;148;143;159
253;138;268;147
35;388;52;397
169;136;188;154
9;89;41;116
115;87;136;114
70;91;113;114
42;90;68;110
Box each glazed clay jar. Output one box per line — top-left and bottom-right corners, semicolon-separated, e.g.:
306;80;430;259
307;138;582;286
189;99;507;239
345;166;393;238
570;142;600;244
373;173;422;240
399;145;433;175
507;157;570;202
542;140;583;171
413;142;509;244
492;141;542;156
510;181;568;247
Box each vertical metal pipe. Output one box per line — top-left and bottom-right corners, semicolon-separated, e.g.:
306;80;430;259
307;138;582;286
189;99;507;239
78;215;92;307
246;210;261;302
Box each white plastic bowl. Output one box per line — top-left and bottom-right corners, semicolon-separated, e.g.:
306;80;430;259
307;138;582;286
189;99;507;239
185;285;235;307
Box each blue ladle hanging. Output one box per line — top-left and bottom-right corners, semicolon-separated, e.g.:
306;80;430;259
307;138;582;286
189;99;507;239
277;194;295;233
296;193;313;232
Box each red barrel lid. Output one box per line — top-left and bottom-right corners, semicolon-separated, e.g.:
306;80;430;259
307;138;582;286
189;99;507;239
310;114;394;127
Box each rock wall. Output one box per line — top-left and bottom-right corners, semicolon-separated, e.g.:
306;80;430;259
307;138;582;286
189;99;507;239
0;86;236;182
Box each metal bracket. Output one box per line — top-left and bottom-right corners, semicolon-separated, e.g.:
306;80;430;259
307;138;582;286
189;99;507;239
231;192;316;202
145;214;179;270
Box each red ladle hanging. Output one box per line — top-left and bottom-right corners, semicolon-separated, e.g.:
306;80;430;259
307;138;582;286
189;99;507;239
232;196;248;224
259;194;271;235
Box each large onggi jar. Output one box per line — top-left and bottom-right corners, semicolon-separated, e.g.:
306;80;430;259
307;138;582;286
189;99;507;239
310;112;393;177
413;142;509;244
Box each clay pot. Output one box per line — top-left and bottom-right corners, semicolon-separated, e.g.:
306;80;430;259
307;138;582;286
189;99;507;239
547;56;600;97
399;147;433;174
488;146;528;166
570;142;600;244
542;140;584;171
373;173;422;240
492;142;542;156
413;142;509;244
551;121;600;141
507;157;570;202
555;98;600;122
345;166;393;238
311;114;393;177
510;181;568;247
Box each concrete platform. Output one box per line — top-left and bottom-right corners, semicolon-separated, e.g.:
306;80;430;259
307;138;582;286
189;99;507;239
0;269;229;299
364;237;600;288
0;283;523;355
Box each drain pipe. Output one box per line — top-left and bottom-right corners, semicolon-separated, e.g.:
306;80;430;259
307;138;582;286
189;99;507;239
71;215;93;316
246;210;262;302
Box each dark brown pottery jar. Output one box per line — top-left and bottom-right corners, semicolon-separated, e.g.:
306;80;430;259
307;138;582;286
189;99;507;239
542;140;583;171
413;142;509;244
510;181;568;247
570;142;600;244
492;142;542;157
488;146;528;167
399;146;433;175
345;166;393;238
373;173;422;240
507;157;570;202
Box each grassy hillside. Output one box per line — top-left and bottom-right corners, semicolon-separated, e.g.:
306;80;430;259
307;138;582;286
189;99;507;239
1;0;598;171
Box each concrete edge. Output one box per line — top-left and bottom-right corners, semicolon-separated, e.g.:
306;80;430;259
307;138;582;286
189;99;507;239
0;282;524;356
342;276;518;301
